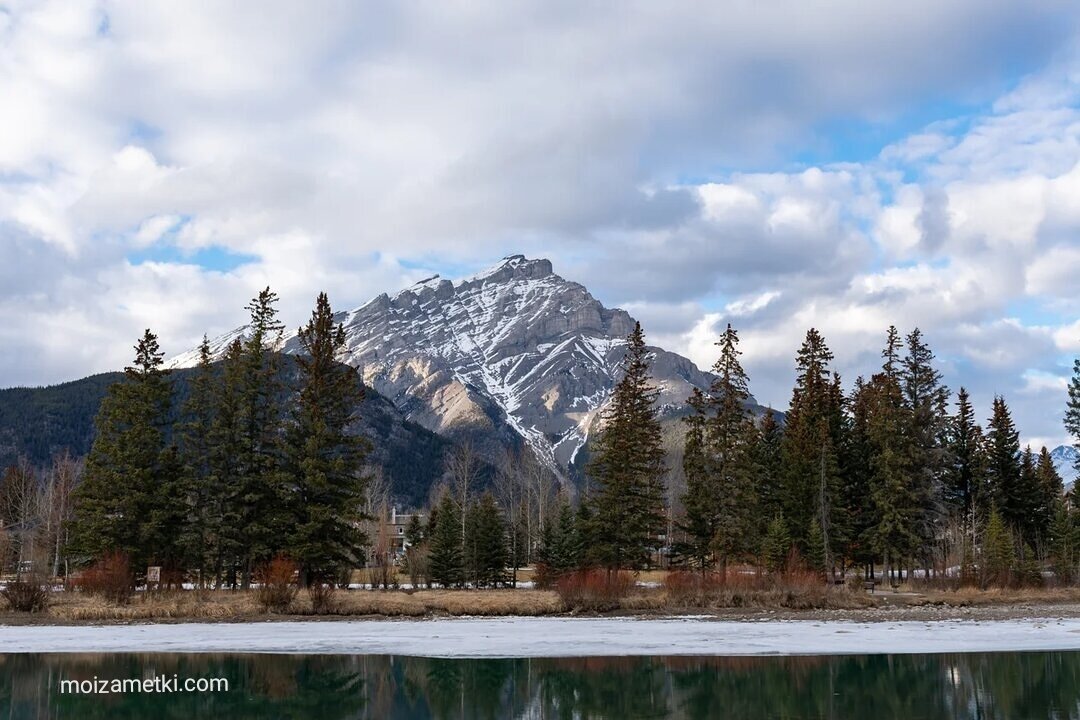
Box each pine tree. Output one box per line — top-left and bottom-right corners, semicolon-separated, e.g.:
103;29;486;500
465;493;509;588
283;292;372;586
69;330;177;576
986;397;1025;538
429;495;464;588
586;322;667;571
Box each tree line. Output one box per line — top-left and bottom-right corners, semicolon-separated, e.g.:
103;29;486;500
4;302;1080;591
63;288;370;588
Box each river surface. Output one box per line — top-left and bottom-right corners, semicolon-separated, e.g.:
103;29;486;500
3;650;1080;718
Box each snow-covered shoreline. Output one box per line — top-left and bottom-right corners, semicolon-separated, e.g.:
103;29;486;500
3;616;1080;657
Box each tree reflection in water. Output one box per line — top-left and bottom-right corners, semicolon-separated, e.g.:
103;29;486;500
2;650;1079;719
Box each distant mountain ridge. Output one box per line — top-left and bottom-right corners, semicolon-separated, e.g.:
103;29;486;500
170;255;765;479
1051;445;1079;489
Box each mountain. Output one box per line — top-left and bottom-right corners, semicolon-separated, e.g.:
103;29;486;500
0;360;451;509
171;255;761;479
1051;445;1079;489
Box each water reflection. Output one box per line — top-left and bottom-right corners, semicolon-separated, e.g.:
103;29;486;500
2;650;1079;719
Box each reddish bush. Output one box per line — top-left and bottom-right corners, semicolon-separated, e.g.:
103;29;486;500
555;569;634;611
1;576;50;613
664;570;725;603
256;554;298;613
74;552;133;604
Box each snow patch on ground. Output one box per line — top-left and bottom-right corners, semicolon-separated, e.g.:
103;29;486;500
3;617;1080;657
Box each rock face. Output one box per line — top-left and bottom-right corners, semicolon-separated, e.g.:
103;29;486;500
1051;445;1079;489
171;255;747;479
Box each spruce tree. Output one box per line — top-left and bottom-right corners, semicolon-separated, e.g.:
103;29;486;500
983;508;1014;588
586;322;667;571
207;337;247;586
429;494;464;587
70;330;176;576
944;387;985;525
675;387;715;571
845;377;878;573
900;328;949;569
1034;446;1065;542
755;409;785;526
465;493;509;588
780;329;845;569
986;396;1024;538
761;515;791;573
283;292;371;586
1067;356;1080;475
178;336;215;584
236;287;289;587
703;324;758;573
1049;501;1076;584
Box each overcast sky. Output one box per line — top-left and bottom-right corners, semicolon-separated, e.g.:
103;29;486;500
2;1;1079;449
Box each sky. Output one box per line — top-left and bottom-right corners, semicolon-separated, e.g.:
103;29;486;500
1;0;1079;450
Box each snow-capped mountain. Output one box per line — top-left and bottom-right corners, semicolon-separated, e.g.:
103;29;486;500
170;255;743;479
1051;444;1079;489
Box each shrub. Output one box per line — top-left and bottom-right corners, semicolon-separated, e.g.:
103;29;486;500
555;569;633;611
1;576;50;613
664;570;725;605
256;554;298;613
308;582;339;615
75;552;133;604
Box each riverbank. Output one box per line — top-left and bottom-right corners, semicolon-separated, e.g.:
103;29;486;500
5;586;1080;626
3;615;1080;656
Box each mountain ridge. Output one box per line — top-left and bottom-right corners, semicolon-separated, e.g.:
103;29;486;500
169;255;758;479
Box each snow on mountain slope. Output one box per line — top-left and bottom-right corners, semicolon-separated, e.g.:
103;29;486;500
1051;445;1079;489
169;255;730;479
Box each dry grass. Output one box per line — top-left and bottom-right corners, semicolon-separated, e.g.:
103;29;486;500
32;588;564;622
917;585;1080;607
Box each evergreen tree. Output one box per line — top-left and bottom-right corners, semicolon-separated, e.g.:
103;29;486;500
755;409;785;526
845;377;878;571
780;329;845;570
178;336;215;584
1067;357;1080;475
704;324;758;572
944;387;985;525
761;515;791;573
806;517;826;577
465;493;509;588
1049;501;1077;584
235;287;289;587
405;513;425;547
207;338;247;586
586;322;667;571
675;387;714;571
69;330;178;576
429;494;464;587
283;292;371;586
986;396;1025;538
900;328;949;567
1034;446;1065;542
983;508;1014;588
867;329;920;578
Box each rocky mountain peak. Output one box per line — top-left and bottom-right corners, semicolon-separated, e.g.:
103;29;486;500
170;256;738;479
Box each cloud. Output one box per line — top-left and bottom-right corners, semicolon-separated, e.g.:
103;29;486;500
1;0;1079;450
